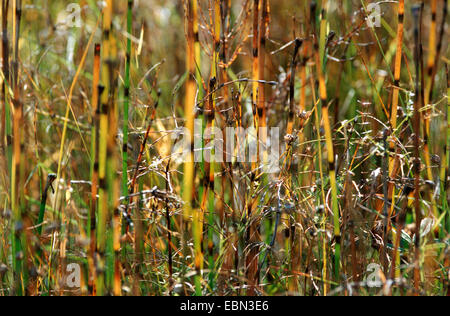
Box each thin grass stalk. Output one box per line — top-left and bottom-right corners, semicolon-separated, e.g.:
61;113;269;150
128;93;159;294
284;40;303;284
445;65;449;235
429;0;448;104
245;0;261;296
421;0;439;219
206;0;220;289
217;0;232;294
122;0;132;212
424;0;437;124
201;77;215;291
220;0;231;249
381;129;389;273
310;1;328;295
287;39;302;136
164;163;173;294
436;1;448;215
0;0;11;291
314;0;340;283
389;0;404;281
412;4;424;294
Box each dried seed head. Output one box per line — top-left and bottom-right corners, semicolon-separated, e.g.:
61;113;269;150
431;154;441;165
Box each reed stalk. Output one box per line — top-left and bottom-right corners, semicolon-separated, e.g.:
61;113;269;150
10;0;26;295
89;43;101;295
429;0;448;105
258;0;267;131
389;0;404;280
412;4;424;294
446;66;450;234
0;0;9;156
245;0;261;296
207;0;220;289
122;0;132;209
127;93;160;294
287;39;302;137
313;0;340;283
252;0;259;122
435;0;448;215
420;0;439;219
184;0;199;295
96;0;119;295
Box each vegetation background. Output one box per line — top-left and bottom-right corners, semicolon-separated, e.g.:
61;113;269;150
0;0;448;296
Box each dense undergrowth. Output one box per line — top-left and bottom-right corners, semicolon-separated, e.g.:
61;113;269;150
0;0;449;296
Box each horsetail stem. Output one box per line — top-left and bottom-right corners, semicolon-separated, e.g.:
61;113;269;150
89;43;101;295
258;0;268;130
412;3;424;294
287;38;302;137
389;0;404;282
96;0;115;295
123;0;133;206
252;0;260;120
10;0;25;295
446;66;450;234
184;0;199;295
314;0;341;283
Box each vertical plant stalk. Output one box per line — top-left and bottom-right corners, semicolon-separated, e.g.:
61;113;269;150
126;93;159;295
381;129;389;273
421;0;439;219
11;0;25;295
252;0;260;126
412;4;423;294
310;1;328;295
287;39;302;136
1;0;12;290
201;77;216;291
206;0;220;290
436;0;448;214
445;66;450;236
389;0;404;280
89;43;101;295
123;0;132;204
245;0;261;297
314;0;340;283
284;40;303;283
389;0;404;159
165;164;173;294
121;0;133;294
429;0;448;104
96;0;120;296
108;23;121;301
217;0;233;294
424;0;437;133
36;174;57;237
0;0;9;154
258;0;268;132
184;0;199;295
